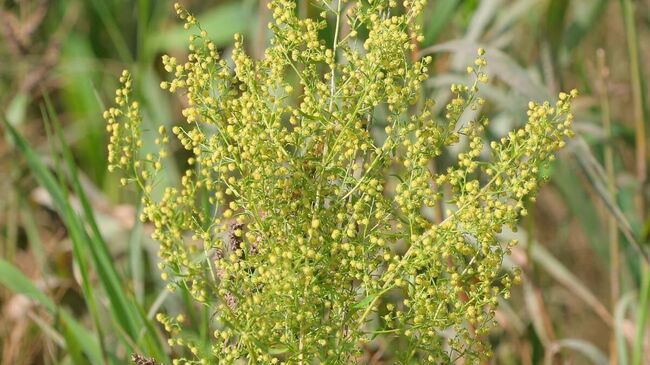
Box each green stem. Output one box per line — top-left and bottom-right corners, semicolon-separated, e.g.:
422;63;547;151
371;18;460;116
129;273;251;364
328;0;342;113
620;0;647;219
632;266;650;365
597;48;620;364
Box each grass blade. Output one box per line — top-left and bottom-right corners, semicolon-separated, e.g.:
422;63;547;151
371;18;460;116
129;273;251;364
0;258;105;365
422;0;460;46
150;0;256;51
615;292;635;365
530;243;613;326
554;338;609;365
570;138;650;264
509;240;613;327
130;201;145;304
632;267;650;365
85;0;133;62
2;113;112;363
620;0;648;218
565;0;608;50
419;40;551;101
544;0;569;58
44;100;167;360
61;319;86;365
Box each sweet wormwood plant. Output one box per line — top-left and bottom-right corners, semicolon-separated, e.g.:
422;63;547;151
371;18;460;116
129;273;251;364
105;1;576;363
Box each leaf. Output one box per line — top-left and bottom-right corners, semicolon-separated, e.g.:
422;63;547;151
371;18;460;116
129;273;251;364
6;93;29;127
529;243;613;326
0;258;56;312
86;0;133;62
150;0;256;52
61;319;86;365
552;157;608;261
138;67;180;184
488;0;541;39
354;293;378;309
45;101;167;359
3;113;164;360
554;338;609;365
565;0;608;50
632;267;650;365
570;137;650;264
419;40;551;101
130;202;145;304
59;34;106;182
522;282;549;344
507;237;613;327
465;0;503;42
545;0;570;56
614;292;635;365
423;0;460;46
0;259;105;365
269;346;290;355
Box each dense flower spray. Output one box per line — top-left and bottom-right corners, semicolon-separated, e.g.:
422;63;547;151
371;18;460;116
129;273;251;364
105;1;576;363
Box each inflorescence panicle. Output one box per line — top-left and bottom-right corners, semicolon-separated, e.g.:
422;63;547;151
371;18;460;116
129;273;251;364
105;1;576;363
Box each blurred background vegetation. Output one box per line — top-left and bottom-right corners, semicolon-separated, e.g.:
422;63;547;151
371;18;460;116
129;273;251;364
0;0;649;364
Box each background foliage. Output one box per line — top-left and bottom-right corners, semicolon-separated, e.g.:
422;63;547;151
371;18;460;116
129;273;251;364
0;0;649;364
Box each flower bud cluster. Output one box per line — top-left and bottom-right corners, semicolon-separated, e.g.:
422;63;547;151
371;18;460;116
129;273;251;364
106;1;575;363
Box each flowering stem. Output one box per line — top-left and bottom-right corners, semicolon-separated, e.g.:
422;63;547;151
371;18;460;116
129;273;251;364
328;0;342;113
